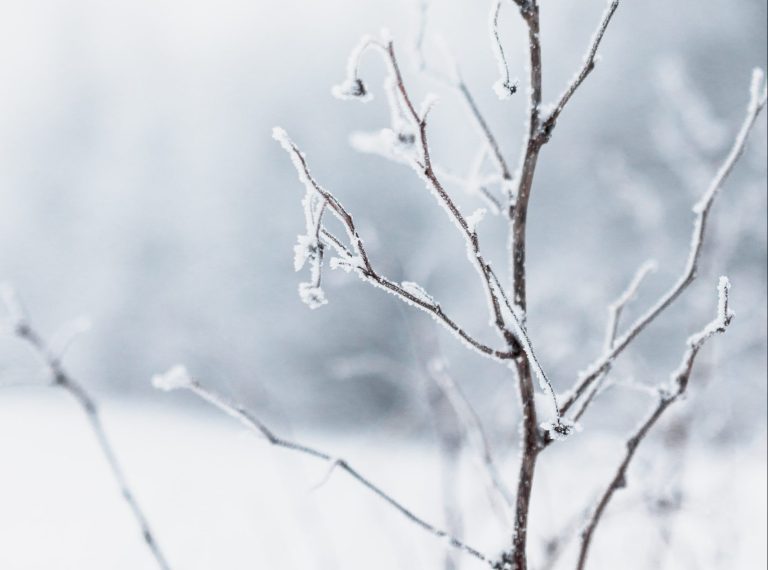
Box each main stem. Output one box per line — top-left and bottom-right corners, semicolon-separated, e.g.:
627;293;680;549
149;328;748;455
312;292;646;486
509;3;544;569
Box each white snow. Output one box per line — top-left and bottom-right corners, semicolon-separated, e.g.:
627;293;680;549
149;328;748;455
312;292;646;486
0;394;763;570
151;365;193;392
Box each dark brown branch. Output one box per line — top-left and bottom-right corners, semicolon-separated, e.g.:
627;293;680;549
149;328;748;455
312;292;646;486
575;277;734;570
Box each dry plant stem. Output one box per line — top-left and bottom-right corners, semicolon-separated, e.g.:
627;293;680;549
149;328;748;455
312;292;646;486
277;129;516;360
575;279;734;570
383;41;519;351
571;260;656;424
180;381;494;567
12;322;171;570
506;4;543;567
505;3;621;567
458;80;514;185
560;77;768;416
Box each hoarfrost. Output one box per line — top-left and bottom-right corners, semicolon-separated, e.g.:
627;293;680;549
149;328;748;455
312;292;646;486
298;283;328;310
401;281;435;305
540;417;581;441
152;365;193;392
466;208;487;233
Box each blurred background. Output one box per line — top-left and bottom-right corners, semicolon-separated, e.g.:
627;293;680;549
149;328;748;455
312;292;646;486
0;0;765;568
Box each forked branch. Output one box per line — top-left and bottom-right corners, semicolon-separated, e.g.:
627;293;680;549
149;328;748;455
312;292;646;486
560;69;768;416
575;277;735;570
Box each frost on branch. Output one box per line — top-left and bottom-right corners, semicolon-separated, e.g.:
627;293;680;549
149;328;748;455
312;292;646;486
540;417;581;442
298;283;328;309
401;281;435;305
686;276;734;348
331;35;377;102
466;208;487;233
273;127;330;309
152;364;193;392
489;0;517;100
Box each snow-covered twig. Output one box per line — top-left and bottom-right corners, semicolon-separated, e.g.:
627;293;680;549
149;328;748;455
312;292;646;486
560;69;768;416
575;277;734;570
538;1;620;138
569;260;657;424
489;0;518;100
500;3;623;566
1;287;171;570
273;126;518;361
410;6;514;205
152;368;494;567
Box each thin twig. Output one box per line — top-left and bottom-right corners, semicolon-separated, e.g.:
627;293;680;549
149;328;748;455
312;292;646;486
575;277;734;570
273;126;517;361
560;69;768;416
570;260;657;424
153;368;495;567
0;287;171;570
501;3;623;567
489;0;518;100
539;1;620;138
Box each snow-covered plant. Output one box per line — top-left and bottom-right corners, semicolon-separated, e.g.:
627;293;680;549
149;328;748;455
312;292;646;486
154;2;765;570
262;3;766;568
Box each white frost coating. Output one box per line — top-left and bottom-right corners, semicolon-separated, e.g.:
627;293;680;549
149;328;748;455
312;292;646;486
419;93;440;120
540;418;581;441
466;208;487;233
488;274;561;418
401;281;435;305
329;252;361;273
749;68;768;111
331;35;378;103
298;283;327;309
332;78;373;102
609;259;657;311
293;235;319;272
152;365;193;392
493;79;517;100
693;68;766;215
687;276;733;346
489;0;517;100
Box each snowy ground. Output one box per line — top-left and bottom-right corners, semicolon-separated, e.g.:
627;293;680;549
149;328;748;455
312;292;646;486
0;391;764;570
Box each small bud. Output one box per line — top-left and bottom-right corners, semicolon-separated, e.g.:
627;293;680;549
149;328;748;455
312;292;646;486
332;78;373;102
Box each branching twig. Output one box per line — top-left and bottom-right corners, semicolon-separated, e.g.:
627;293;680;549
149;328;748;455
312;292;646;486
570;260;657;424
0;287;171;570
560;69;768;417
538;1;620;138
152;367;495;567
490;0;518;100
575;277;735;570
273;125;516;361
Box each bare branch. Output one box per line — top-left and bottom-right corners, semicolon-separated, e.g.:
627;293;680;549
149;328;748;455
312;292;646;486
575;277;734;570
560;69;768;416
1;287;171;570
570;260;657;423
539;1;620;137
273;126;518;361
153;368;495;567
489;0;518;100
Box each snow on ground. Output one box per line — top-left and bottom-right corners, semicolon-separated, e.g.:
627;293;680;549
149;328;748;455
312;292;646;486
0;391;764;570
